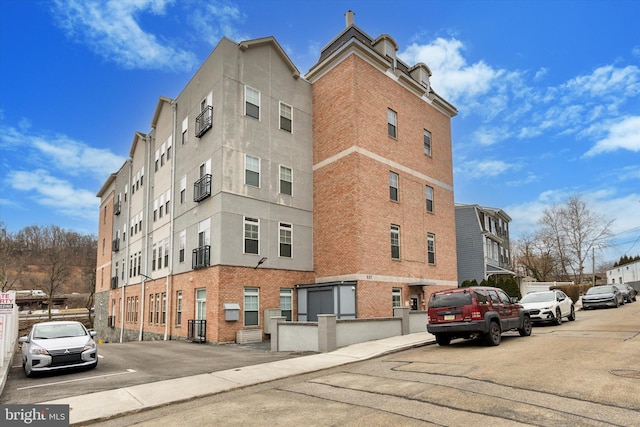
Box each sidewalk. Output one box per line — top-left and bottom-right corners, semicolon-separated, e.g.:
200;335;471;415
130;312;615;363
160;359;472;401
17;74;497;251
42;332;436;426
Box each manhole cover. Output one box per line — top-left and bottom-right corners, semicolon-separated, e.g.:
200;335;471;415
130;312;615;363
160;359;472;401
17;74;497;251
610;369;640;379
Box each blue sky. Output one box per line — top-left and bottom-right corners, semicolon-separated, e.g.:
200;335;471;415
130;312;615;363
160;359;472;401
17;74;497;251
1;0;639;265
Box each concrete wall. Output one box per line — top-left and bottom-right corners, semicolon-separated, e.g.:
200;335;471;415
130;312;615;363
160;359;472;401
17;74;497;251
273;307;416;352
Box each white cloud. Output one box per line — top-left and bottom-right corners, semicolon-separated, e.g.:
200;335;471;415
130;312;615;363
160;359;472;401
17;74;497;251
399;38;503;104
584;116;640;156
456;159;520;179
561;65;640;99
8;170;99;221
189;2;247;45
52;0;198;71
0;123;125;179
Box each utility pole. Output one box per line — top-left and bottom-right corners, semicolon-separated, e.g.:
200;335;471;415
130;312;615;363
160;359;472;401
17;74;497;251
592;248;596;287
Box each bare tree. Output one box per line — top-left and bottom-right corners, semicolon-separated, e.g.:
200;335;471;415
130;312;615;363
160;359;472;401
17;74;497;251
513;231;557;281
539;195;613;284
0;223;32;292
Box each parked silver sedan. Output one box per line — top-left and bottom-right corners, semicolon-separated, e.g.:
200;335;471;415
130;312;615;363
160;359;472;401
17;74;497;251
19;320;98;377
581;285;624;310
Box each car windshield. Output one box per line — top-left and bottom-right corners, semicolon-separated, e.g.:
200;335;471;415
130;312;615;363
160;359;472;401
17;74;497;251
586;286;615;295
33;323;86;339
520;292;554;303
429;291;472;308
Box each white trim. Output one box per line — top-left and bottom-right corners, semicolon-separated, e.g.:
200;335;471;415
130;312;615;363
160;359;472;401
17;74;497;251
313;146;453;191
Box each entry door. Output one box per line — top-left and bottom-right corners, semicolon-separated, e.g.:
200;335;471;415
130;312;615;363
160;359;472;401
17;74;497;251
307;289;333;322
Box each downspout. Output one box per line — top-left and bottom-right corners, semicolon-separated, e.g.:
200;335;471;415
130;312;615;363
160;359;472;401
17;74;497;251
165;99;177;341
121;158;133;343
140;133;152;341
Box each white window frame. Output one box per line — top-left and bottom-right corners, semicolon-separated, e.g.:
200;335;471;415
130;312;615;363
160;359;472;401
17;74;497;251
245;155;260;187
244;216;259;254
279;165;292;196
424;129;432;156
279;102;292;132
389;171;399;201
425;185;434;213
244;287;259;326
388;109;397;138
245;86;260;119
427;233;436;265
279;222;292;258
391;224;400;260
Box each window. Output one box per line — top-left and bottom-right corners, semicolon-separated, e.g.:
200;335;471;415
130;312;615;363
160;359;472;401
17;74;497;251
392;288;401;308
152;245;157;271
180;175;186;204
157;243;163;270
245;86;260;119
245;155;260;187
244;217;259;254
244;287;259;326
161;293;167;324
425;185;434;213
424;129;432;156
387;109;397;138
280;166;292;196
148;294;154;323
179;230;186;263
279;222;292;258
195;288;206;320
176;291;183;326
164;239;170;267
389;172;399;201
280;289;292;321
155;293;160;323
391;225;400;259
181;116;188;145
280;102;292;132
427;233;436;264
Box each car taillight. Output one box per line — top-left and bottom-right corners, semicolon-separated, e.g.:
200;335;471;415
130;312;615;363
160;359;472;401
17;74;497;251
471;308;482;320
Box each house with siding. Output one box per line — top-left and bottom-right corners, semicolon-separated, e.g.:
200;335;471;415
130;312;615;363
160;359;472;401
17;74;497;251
455;203;514;286
95;11;458;344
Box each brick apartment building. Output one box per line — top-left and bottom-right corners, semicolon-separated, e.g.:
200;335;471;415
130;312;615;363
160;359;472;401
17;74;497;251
95;11;458;344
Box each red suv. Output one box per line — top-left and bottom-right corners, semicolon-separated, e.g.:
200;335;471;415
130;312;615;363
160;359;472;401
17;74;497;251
427;287;532;346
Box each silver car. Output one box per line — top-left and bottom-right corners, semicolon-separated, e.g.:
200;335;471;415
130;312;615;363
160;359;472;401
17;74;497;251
19;320;98;377
581;285;624;310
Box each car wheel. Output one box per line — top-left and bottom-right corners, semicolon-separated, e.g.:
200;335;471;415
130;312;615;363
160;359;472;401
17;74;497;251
435;334;451;346
518;315;532;336
568;305;576;321
555;308;562;325
485;321;501;346
23;361;33;378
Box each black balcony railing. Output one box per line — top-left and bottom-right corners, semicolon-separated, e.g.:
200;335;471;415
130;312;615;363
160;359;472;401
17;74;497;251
187;319;206;343
111;276;118;289
195;106;213;138
107;315;116;328
193;174;212;202
114;200;121;216
112;238;120;252
192;245;210;269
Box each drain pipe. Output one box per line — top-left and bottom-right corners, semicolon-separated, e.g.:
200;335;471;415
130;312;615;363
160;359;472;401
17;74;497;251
165;99;178;341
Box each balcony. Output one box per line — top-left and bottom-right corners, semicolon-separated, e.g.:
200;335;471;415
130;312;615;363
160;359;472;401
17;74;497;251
111;276;118;289
114;200;121;216
195;106;212;138
193;174;211;202
187;319;206;343
192;245;210;269
112;238;120;252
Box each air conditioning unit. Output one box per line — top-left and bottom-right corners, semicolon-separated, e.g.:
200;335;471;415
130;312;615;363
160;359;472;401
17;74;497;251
236;329;262;344
264;308;282;334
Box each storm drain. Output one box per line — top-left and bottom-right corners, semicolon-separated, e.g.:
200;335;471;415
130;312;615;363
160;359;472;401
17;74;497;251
610;369;640;379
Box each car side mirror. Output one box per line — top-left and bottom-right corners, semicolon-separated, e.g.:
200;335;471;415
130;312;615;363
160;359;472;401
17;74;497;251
510;297;519;303
18;336;28;343
89;330;97;338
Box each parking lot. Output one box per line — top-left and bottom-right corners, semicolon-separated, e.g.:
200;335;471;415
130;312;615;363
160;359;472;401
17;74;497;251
0;338;310;405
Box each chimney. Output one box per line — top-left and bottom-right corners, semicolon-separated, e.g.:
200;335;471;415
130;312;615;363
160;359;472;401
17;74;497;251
345;10;355;27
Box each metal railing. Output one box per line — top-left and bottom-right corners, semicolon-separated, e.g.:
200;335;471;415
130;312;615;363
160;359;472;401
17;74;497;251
112;238;120;252
195;106;213;137
193;174;211;202
192;245;210;269
187;319;206;343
